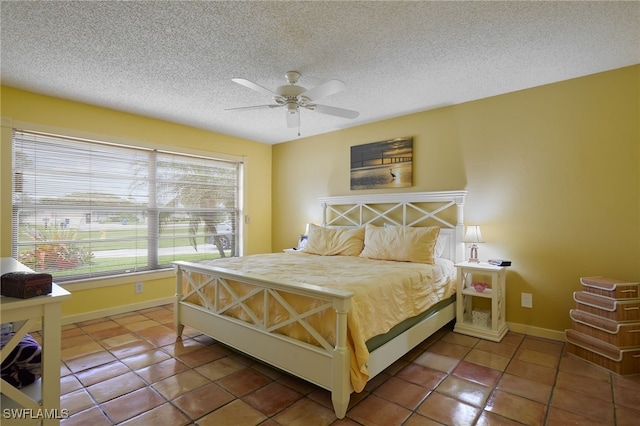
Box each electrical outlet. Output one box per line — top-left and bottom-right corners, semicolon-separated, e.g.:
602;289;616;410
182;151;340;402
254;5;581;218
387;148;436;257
135;282;144;294
521;292;533;308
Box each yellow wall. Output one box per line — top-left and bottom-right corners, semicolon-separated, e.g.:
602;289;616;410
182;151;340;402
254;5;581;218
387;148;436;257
1;87;272;321
272;65;640;337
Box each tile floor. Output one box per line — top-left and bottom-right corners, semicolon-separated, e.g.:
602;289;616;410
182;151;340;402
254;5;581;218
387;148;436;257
38;304;639;425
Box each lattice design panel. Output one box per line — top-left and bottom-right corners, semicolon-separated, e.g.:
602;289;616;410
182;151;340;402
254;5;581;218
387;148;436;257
180;270;336;352
323;200;459;229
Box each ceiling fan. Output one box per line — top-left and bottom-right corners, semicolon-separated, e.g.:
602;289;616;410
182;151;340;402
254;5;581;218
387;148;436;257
225;71;359;132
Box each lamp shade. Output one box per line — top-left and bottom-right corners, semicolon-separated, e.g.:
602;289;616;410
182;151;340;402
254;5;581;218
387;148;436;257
463;226;484;244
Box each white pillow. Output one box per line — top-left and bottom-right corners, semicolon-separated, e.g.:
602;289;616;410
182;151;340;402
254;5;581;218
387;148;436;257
434;234;447;258
360;224;440;264
301;224;365;256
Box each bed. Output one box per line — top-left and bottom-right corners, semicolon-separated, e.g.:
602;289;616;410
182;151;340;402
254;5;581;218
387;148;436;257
173;190;467;418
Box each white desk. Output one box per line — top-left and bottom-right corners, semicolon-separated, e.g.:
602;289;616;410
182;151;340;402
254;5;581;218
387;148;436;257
1;258;71;425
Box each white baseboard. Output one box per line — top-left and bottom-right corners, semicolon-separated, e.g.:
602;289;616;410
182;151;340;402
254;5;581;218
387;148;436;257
508;322;566;342
62;297;174;326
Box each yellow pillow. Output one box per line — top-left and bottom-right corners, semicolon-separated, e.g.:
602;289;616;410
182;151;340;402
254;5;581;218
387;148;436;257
301;224;365;256
360;224;440;264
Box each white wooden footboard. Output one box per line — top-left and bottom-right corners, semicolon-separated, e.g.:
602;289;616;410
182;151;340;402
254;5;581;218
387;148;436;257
173;260;355;418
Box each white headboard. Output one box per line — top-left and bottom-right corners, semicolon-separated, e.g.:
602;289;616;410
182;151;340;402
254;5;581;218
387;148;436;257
318;191;467;263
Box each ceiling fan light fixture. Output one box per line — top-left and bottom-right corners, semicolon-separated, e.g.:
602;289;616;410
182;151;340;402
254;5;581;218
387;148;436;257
227;71;359;130
285;71;301;85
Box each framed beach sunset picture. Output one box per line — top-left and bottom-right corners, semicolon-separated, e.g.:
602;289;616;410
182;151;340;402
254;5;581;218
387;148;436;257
350;137;413;190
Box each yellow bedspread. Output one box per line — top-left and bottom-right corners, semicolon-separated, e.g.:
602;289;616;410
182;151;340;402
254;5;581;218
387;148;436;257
193;252;456;392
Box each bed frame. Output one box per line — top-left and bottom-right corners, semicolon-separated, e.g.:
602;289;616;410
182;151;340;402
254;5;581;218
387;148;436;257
173;190;467;418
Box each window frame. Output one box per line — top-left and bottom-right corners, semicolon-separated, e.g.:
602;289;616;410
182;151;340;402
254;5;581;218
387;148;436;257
11;129;244;282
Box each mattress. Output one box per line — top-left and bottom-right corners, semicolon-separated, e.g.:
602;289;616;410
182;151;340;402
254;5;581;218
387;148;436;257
190;252;457;391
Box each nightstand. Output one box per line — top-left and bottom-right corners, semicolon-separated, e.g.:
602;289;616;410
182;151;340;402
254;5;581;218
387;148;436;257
454;262;508;342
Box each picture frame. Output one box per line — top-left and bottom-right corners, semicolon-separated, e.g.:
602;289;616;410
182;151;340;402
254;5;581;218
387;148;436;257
350;137;413;190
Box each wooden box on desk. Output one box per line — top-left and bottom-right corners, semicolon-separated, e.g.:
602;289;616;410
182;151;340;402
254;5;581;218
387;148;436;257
1;272;53;299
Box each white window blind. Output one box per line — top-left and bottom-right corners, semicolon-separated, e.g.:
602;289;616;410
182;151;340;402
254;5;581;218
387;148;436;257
12;130;242;281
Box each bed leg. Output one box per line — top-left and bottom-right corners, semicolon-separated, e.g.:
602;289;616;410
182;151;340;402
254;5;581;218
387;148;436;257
174;265;184;338
332;393;349;419
332;302;351;419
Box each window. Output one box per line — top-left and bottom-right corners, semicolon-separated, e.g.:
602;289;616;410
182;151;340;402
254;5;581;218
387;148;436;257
12;130;242;281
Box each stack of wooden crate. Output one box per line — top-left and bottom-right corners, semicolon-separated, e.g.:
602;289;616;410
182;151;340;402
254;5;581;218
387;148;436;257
565;276;640;375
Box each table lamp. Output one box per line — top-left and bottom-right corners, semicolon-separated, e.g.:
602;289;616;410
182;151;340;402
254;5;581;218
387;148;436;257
463;225;484;263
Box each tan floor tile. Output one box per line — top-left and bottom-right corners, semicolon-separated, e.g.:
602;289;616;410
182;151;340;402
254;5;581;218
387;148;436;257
62;333;94;350
452;360;502;387
135;324;178;347
59;388;95;415
484;389;546;425
347;394;412;426
395;363;447;389
546;406;611;426
436;375;492;407
136;357;190;384
124;319;162;332
99;332;140;349
520;336;564;356
175;345;227;368
172;382;235;419
80;319;120;334
152;369;210;400
100;386;166;424
559;352;612;382
196;399;267;426
108;339;155;359
60;373;83;395
616;404;640;426
74;360;130;387
64;350;117;373
550;387;615;424
421;340;471;360
499;332;525;347
404;412;447;426
464;348;510;371
61;406;112;426
555;370;612;402
217;368;271;397
475;339;518;358
505;358;557;385
242;381;303;416
496;373;552;404
61;340;103;360
475;410;523;426
373;377;430;410
412;350;460;373
121;348;171;370
273;398;336;426
86;370;147;403
514;347;560;369
160;337;207;356
441;331;480;347
110;312;149;325
118;402;191;426
416;391;481;425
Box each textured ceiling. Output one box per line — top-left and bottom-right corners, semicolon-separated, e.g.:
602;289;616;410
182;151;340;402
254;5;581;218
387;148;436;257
1;1;639;145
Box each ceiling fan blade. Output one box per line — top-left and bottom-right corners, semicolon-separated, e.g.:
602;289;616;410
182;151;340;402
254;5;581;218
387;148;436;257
309;104;359;119
286;110;300;128
225;104;283;112
300;79;346;101
232;78;279;97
